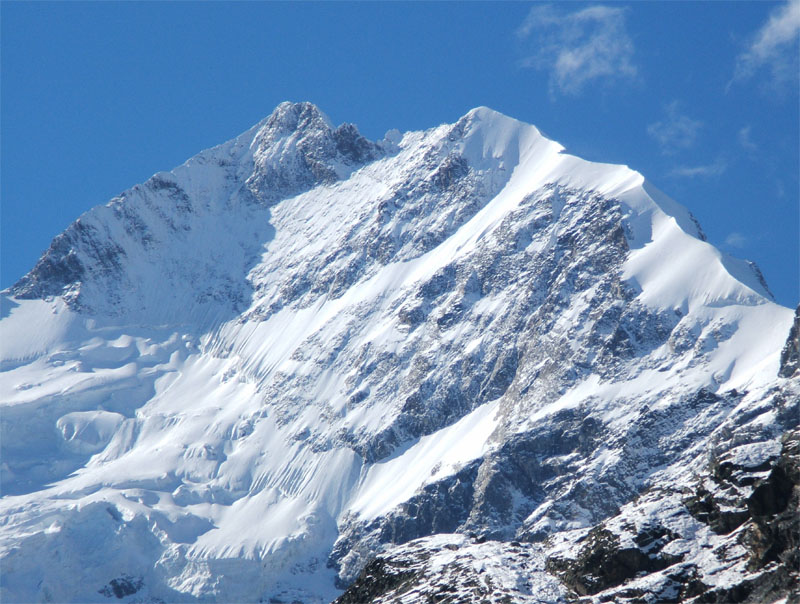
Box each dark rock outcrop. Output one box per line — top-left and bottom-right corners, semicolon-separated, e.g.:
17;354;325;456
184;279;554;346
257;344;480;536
333;558;419;604
779;305;800;378
98;575;144;599
545;429;799;604
546;526;682;596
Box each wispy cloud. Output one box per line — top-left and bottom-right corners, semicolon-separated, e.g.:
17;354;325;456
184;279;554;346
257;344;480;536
516;4;637;96
738;126;758;152
647;102;703;154
732;0;800;91
669;158;727;178
724;232;748;248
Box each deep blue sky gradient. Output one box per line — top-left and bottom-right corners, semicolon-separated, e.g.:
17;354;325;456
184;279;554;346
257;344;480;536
2;1;798;305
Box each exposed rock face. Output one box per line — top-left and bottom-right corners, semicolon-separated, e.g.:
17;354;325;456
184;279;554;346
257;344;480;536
779;305;800;378
11;101;383;321
98;575;144;599
246;101;383;204
11;220;123;305
345;408;800;604
1;103;796;603
544;425;800;604
546;526;682;597
335;534;568;604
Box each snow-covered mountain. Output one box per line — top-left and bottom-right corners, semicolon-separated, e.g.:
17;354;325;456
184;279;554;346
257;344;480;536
1;102;797;603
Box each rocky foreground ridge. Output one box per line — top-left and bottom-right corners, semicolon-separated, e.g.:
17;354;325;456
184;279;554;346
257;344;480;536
1;102;797;603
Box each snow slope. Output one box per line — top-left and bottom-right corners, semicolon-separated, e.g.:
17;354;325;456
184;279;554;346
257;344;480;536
1;102;796;603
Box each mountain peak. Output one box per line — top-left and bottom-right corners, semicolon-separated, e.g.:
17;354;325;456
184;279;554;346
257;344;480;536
462;105;517;123
456;105;544;139
263;100;334;135
247;102;382;205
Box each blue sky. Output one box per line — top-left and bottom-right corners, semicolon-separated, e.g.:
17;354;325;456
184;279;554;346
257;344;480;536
2;1;798;306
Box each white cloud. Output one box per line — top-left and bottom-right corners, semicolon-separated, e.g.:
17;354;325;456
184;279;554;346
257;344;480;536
738;125;758;152
725;232;748;248
733;0;800;90
669;158;727;178
647;102;704;154
517;4;637;96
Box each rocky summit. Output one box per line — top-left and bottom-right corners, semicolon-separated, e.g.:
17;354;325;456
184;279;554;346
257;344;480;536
1;102;797;603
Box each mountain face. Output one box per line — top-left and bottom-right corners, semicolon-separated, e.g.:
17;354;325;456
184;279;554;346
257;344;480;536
1;102;797;604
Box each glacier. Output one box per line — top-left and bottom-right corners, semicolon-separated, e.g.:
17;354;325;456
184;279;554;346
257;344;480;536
1;102;797;603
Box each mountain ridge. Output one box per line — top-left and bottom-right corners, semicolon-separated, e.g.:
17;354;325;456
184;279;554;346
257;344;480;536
9;103;774;318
